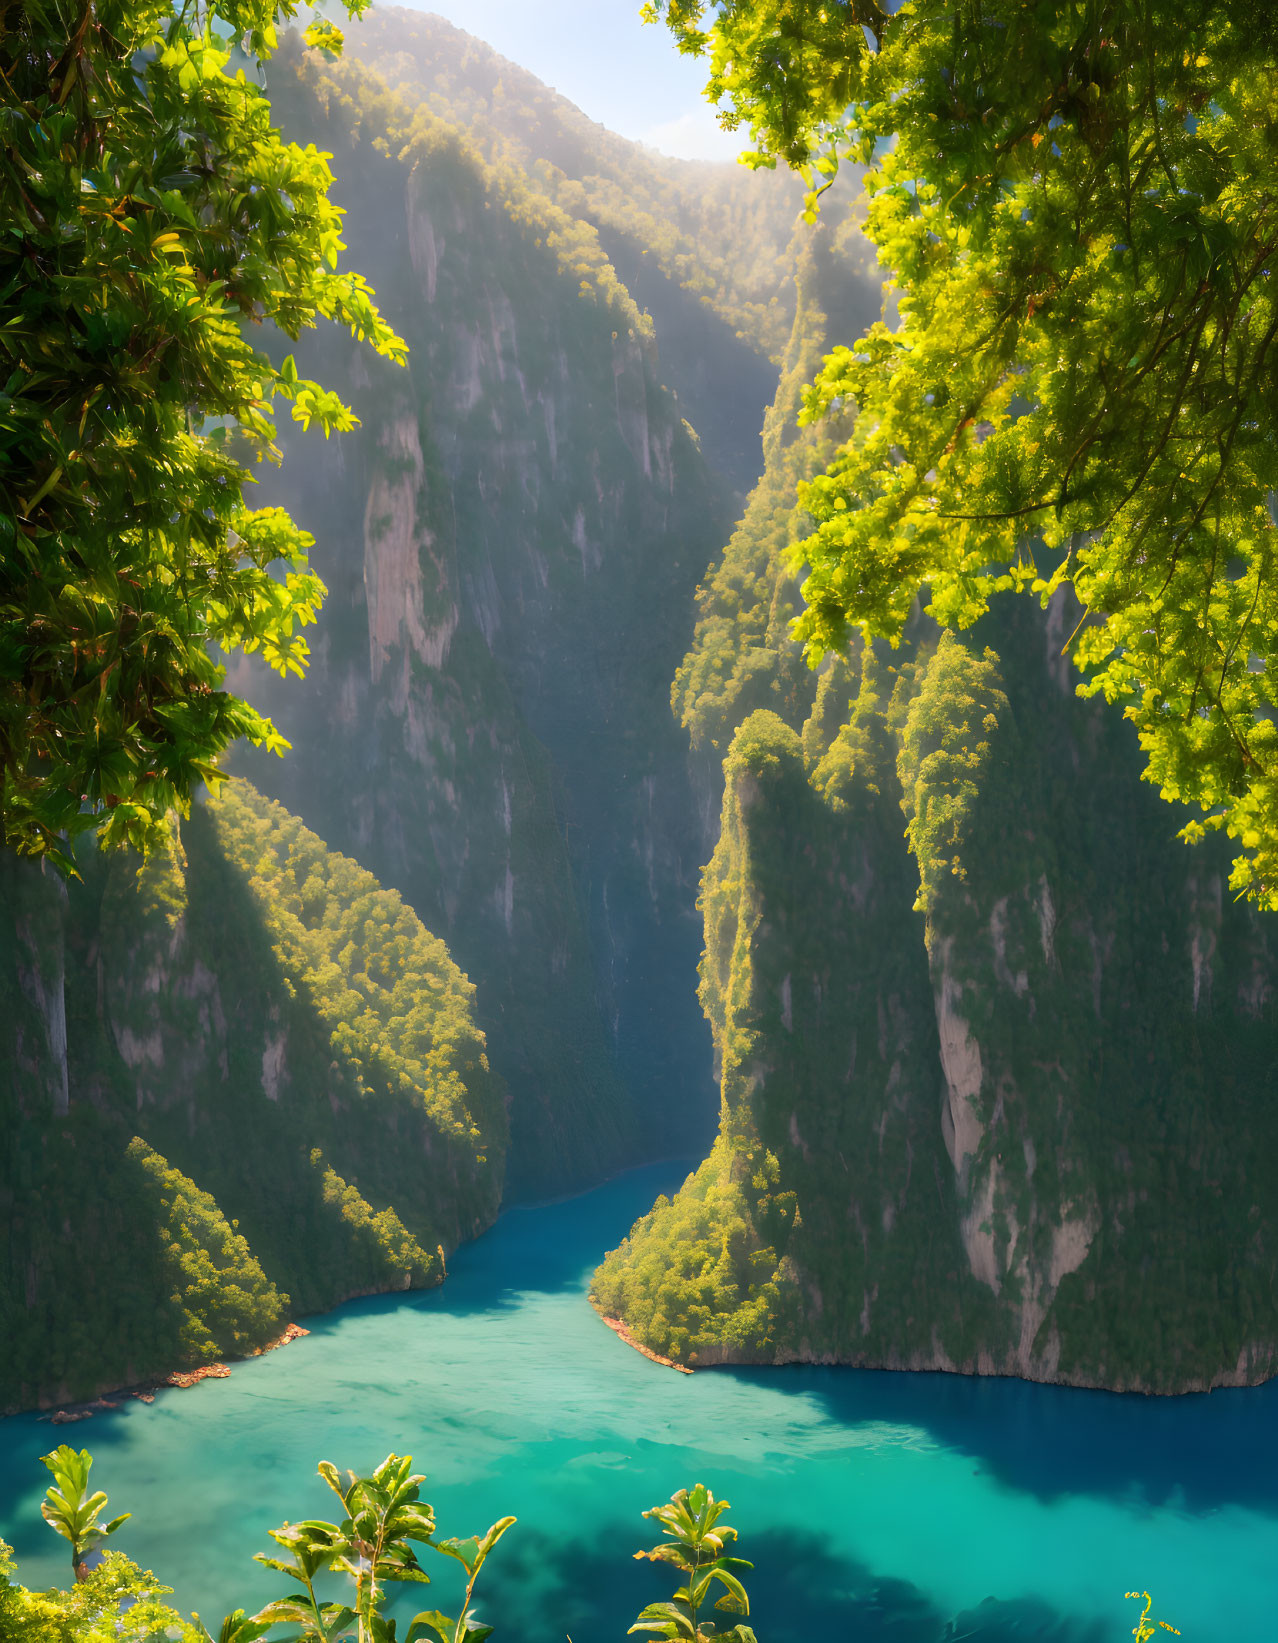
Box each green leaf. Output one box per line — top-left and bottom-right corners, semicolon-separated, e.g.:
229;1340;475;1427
304;18;345;55
434;1537;480;1575
0;0;406;864
251;1597;318;1627
406;1608;457;1643
213;1612;273;1643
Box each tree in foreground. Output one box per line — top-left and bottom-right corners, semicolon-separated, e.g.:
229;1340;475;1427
38;1446;130;1584
630;1483;755;1643
0;0;405;869
650;0;1278;903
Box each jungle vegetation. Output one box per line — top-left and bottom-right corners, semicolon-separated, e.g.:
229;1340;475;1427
0;779;503;1413
593;203;1278;1385
331;4;834;364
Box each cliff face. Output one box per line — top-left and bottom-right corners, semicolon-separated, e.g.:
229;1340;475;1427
232;44;747;1192
593;249;1278;1393
0;781;505;1412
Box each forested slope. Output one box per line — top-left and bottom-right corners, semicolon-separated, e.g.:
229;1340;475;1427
335;7;879;494
12;6;1267;1404
0;780;503;1412
593;224;1278;1394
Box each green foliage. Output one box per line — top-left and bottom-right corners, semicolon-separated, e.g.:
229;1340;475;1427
642;0;884;175
630;1485;755;1643
602;243;875;1350
671;224;862;754
592;1138;798;1364
0;1540;202;1643
0;0;405;866
592;710;820;1364
602;470;1278;1387
127;1139;290;1365
3;1452;1160;1643
38;1447;130;1582
313;1150;443;1289
242;33;736;1194
208;779;496;1158
5;1457;514;1643
127;816;191;929
656;0;1278;905
403;1513;514;1643
12;1451;764;1643
0;1545;30;1642
250;1453;513;1643
281;40;653;341
606;88;1278;1383
0;780;504;1413
895;636;1014;916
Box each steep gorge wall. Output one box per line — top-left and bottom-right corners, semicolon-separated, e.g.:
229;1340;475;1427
593;238;1278;1392
338;4;812;371
3;28;801;1409
233;44;749;1192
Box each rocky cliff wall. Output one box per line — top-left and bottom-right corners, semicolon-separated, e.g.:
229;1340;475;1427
593;238;1278;1393
2;30;808;1408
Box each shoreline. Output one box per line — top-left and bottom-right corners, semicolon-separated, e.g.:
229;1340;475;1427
40;1322;311;1424
598;1312;693;1374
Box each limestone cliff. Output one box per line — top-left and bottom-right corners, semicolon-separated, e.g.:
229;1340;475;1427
232;41;750;1191
593;249;1278;1393
2;27;803;1408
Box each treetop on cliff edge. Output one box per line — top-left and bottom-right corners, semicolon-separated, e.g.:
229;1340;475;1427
649;0;1278;906
0;0;405;871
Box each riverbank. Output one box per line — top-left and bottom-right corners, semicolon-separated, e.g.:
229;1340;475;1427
597;1311;693;1373
40;1323;311;1424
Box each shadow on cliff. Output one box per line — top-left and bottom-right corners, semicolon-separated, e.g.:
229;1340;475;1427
722;1363;1278;1516
466;1520;1106;1643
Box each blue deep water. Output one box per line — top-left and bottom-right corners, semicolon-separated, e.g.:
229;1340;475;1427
2;1162;1276;1642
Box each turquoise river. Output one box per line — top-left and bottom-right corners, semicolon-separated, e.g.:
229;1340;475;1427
2;1163;1277;1642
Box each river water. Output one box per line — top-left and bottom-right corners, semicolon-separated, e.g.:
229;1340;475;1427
2;1163;1276;1642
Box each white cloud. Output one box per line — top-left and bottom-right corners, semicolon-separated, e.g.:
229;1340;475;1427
639;109;747;165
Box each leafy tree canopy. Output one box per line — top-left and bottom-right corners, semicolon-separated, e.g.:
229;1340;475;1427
651;0;1278;904
0;0;405;869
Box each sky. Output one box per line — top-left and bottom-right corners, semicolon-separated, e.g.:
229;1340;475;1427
373;0;745;162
